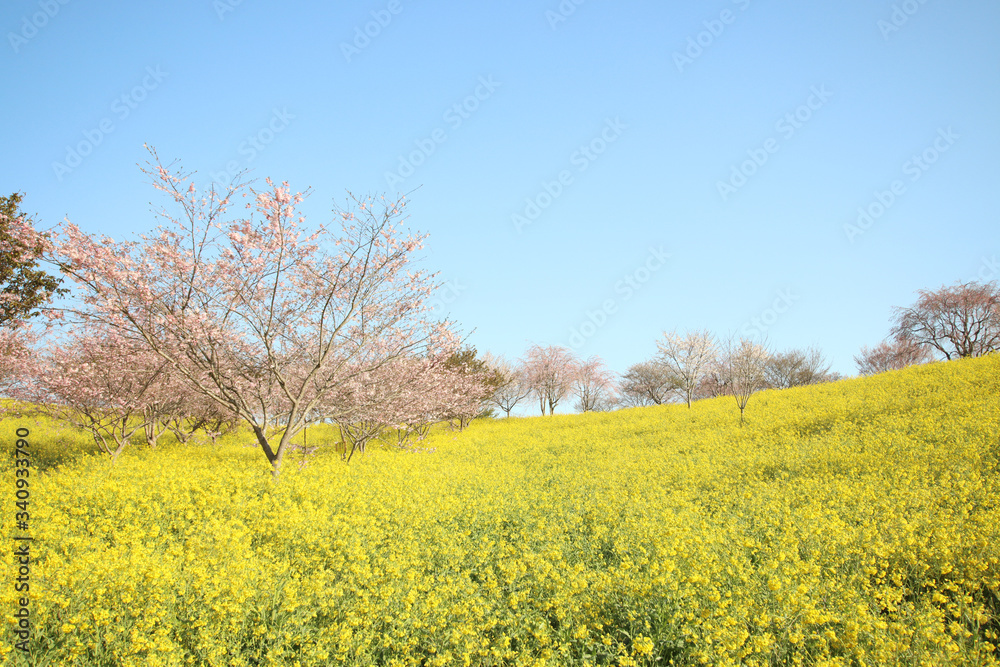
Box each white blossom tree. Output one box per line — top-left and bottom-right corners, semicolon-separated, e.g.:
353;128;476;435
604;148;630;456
656;329;717;408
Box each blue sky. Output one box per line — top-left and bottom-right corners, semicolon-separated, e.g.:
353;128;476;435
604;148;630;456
3;0;998;408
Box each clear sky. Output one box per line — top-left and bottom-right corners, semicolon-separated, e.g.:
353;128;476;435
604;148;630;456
3;0;998;411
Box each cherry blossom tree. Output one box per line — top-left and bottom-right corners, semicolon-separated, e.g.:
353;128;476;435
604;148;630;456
0;323;35;417
319;349;479;461
388;356;449;444
139;369;188;449
855;338;933;376
572;356;618;412
325;362;401;462
26;326;170;462
890;281;1000;360
695;361;731;400
161;392;240;445
133;364;237;448
46;148;455;480
656;329;716;408
521;344;578;415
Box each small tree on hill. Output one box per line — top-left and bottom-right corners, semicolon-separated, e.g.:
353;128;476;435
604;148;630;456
855;338;933;376
572;355;618;412
695;363;730;399
0;323;35;417
656;329;716;408
483;354;531;417
522;344;578;415
765;347;834;389
721;337;770;425
619;360;678;407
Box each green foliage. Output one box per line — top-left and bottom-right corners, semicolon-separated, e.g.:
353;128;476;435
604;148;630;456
443;346;500;386
0;192;64;325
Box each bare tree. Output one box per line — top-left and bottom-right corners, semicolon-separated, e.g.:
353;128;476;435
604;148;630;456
572;356;618;412
656;329;716;408
855;338;934;376
619;360;678;407
721;337;770;425
764;347;834;389
521;344;578;415
483;353;531;417
890;281;1000;360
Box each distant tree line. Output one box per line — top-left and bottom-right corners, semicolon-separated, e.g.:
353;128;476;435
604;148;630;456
483;333;838;425
483;279;999;424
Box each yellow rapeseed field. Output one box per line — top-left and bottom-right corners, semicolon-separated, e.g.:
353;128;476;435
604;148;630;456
2;355;999;666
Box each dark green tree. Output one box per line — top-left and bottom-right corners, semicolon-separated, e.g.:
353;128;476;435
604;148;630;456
442;346;502;424
0;192;64;325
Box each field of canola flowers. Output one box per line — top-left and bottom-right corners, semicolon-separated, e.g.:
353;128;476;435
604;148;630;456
2;354;999;666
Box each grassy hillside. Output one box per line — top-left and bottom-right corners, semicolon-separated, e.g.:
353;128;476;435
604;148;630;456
2;356;999;666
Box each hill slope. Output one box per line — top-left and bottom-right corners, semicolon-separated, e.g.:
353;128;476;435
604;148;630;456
2;356;999;665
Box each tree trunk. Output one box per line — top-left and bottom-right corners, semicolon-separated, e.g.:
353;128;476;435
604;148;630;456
251;424;280;479
143;420;162;448
111;438;128;464
269;427;298;482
